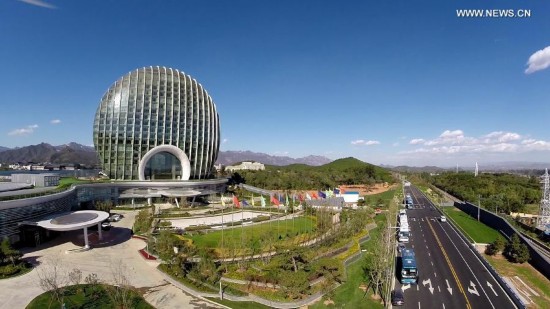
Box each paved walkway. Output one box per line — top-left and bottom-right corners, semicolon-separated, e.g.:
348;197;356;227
0;209;224;309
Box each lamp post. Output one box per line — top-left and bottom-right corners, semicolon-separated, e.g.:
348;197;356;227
478;195;481;221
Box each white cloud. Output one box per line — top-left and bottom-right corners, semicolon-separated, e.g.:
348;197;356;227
351;140;380;146
409;138;425;145
440;129;464;139
19;0;57;9
525;45;550;74
8;124;38;136
392;142;400;147
482;131;521;143
50;119;61;124
402;129;550;157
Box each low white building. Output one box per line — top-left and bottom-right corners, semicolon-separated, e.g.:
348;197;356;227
225;161;265;172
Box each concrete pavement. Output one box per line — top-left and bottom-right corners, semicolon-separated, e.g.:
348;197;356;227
0;209;224;309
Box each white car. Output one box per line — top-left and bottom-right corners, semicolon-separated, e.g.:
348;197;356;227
440;216;447;222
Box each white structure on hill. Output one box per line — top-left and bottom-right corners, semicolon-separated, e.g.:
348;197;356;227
225;162;265;172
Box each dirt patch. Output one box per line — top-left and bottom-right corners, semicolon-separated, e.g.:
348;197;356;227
358;283;367;292
340;183;395;196
323;299;335;305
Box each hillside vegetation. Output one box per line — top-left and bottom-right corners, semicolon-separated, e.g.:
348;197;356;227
230;157;394;190
430;172;541;213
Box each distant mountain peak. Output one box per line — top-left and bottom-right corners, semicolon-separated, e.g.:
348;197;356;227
216;150;331;166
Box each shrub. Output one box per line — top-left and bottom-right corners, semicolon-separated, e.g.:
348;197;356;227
0;264;19;277
485;237;505;256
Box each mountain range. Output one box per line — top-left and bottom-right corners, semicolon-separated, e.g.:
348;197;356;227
0;143;332;167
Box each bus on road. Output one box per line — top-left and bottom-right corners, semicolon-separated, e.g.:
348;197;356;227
400;248;419;284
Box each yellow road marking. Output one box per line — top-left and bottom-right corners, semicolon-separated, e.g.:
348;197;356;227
426;219;472;309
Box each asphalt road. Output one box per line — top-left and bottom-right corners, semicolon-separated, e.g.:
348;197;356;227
393;185;517;309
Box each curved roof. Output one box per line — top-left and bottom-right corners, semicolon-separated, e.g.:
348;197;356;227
36;210;109;232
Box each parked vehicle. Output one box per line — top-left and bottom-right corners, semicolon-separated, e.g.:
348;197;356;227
391;288;405;306
440;216;447;222
101;222;111;230
109;214;122;222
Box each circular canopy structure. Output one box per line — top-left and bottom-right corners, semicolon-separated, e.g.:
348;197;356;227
37;210;109;232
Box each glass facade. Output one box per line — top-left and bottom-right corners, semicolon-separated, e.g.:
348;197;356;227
93;66;220;180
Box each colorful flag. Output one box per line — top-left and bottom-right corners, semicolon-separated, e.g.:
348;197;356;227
251;195;255;206
312;192;318;199
278;193;285;203
233;195;240;208
271;195;280;206
285;194;289;206
341;188;346;194
299;194;305;202
333;188;340;195
305;192;312;200
221;194;226;207
261;195;266;207
292;194;296;204
242;200;249;207
318;191;326;199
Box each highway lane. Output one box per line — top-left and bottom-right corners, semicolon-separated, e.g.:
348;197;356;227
393;185;517;309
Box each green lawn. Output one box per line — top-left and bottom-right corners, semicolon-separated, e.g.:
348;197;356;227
26;284;153;309
187;216;316;249
442;207;501;243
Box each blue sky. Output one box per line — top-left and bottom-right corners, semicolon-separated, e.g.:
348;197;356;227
1;0;550;167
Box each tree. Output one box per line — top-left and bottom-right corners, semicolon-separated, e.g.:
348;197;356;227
485;237;505;256
68;268;83;285
1;238;22;266
104;259;134;309
36;256;67;308
504;234;530;263
95;200;114;214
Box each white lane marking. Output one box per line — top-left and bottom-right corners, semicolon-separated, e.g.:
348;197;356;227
438;285;441;292
434;272;437;277
487;281;498;296
446;279;453;295
468;281;480;296
417;284;419;291
443;303;446;309
431;261;434;266
428;252;430;256
422;278;434;294
438;217;496;308
403;284;411;291
418;301;421;309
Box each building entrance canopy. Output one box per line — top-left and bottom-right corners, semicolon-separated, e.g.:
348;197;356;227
36;210;109;232
118;188;201;199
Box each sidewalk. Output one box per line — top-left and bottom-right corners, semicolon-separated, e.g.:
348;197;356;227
0;209;223;309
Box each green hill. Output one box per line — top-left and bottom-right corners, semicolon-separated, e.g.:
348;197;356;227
231;157;394;190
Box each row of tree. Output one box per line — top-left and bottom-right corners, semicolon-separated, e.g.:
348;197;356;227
485;234;530;264
428;172;541;213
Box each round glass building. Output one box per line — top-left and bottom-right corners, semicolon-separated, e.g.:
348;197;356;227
93;66;220;180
